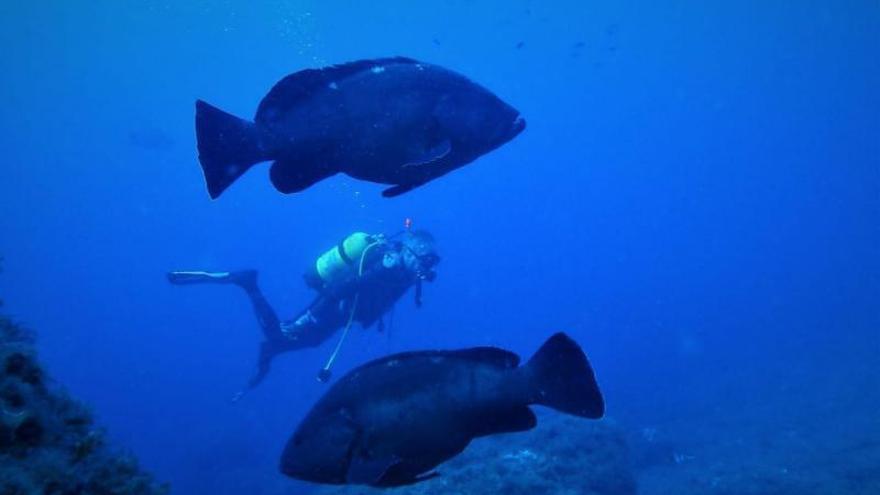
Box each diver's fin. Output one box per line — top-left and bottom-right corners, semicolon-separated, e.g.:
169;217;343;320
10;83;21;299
402;140;451;168
195;100;270;199
167;270;232;285
166;270;256;288
526;332;605;419
382;183;424;198
471;406;537;438
347;455;401;485
269;159;336;194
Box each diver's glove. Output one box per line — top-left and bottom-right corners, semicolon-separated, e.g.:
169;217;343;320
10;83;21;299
382;251;402;269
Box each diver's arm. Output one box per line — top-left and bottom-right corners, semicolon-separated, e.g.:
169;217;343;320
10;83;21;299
323;262;393;300
321;243;399;298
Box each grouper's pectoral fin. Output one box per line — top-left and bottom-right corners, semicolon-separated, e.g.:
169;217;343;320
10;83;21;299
381;140;452;198
402;139;451;169
346;454;401;485
376;470;439;488
382;183;422;198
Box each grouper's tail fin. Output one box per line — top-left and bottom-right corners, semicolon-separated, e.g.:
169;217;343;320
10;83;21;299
195;99;270;199
526;332;605;418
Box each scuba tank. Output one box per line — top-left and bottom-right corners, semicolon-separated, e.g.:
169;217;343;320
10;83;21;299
313;232;375;288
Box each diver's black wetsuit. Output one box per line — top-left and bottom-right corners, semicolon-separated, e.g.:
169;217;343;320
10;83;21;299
241;242;419;391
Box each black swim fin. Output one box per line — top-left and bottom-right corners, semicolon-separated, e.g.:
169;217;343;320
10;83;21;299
525;332;605;419
195;100;271;199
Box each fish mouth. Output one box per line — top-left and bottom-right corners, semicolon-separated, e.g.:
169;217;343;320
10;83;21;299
511;115;526;135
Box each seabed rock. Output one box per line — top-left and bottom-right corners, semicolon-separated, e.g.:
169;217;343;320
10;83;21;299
318;413;636;495
0;310;168;494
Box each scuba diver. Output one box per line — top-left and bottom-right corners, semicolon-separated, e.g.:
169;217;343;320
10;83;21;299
167;229;440;398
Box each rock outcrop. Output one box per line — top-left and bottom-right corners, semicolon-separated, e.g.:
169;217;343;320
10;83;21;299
318;413;636;495
0;311;168;494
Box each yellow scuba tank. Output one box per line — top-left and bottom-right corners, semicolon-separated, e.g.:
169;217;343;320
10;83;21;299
314;232;374;286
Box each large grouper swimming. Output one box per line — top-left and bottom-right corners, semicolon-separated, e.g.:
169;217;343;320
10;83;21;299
194;57;526;198
281;332;604;487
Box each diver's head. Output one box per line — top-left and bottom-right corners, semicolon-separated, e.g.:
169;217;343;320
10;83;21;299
400;230;440;281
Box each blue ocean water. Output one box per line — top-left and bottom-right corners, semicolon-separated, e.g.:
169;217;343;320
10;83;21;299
1;1;877;493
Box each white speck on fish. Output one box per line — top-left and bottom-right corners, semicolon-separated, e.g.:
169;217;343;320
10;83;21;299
328;81;338;90
371;66;385;74
501;449;540;462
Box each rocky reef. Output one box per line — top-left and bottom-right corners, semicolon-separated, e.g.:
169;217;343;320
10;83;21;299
0;310;168;494
317;412;636;495
629;398;880;495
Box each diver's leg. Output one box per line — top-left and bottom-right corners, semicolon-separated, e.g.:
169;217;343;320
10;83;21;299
281;297;349;347
232;339;292;401
232;299;349;399
236;278;284;342
168;269;284;341
233;311;340;400
234;309;339;396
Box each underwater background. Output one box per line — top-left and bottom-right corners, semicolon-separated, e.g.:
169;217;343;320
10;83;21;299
1;1;878;493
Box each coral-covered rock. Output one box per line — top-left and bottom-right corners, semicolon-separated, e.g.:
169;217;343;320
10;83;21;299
316;413;636;495
0;312;168;494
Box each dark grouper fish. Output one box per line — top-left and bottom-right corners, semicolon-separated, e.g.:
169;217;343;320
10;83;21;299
195;57;526;199
280;333;604;487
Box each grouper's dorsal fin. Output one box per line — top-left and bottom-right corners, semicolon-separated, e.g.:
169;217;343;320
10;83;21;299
255;57;422;123
446;347;520;368
350;347;521;376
